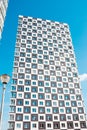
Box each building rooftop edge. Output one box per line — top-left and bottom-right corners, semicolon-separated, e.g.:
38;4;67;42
18;15;69;26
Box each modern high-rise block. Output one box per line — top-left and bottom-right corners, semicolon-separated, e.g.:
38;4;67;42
8;15;87;130
0;0;8;39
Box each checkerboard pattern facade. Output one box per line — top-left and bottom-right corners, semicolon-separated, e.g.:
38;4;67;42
8;15;87;130
0;0;8;39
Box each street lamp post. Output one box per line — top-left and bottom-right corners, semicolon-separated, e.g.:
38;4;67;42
0;74;10;130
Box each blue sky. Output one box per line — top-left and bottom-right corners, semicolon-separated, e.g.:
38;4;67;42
0;0;87;130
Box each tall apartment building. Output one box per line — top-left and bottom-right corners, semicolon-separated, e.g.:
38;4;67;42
8;15;87;130
0;0;8;39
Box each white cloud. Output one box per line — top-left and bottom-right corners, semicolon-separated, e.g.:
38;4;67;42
79;73;87;82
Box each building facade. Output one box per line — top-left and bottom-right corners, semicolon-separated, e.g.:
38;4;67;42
0;0;8;39
8;15;87;130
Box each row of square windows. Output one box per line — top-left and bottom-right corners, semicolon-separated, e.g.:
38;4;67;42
17;27;69;36
15;53;75;61
12;80;80;89
11;99;82;107
11;92;82;101
17;32;70;40
13;74;78;82
17;24;69;32
14;64;77;73
13;65;78;76
13;66;77;73
18;16;68;28
17;31;70;39
16;101;81;108
14;55;75;62
13;68;78;78
10;97;82;107
12;84;80;93
12;82;80;91
9;120;86;129
13;62;77;72
15;54;74;62
11;90;81;100
15;45;73;52
14;62;77;72
18;22;68;27
21;52;73;58
17;23;69;31
9;114;86;122
15;50;74;58
18;20;68;29
16;29;71;39
13;62;77;71
11;92;81;100
15;49;74;58
17;22;69;31
13;62;76;70
14;59;76;69
16;50;73;56
12;78;79;87
10;105;84;114
16;39;72;47
18;17;69;28
17;30;70;42
13;67;77;75
19;23;69;29
15;47;74;56
19;29;69;37
18;26;69;36
14;54;76;63
17;36;71;44
11;114;86;122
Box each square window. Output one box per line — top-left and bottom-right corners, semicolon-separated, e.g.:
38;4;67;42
32;123;37;128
